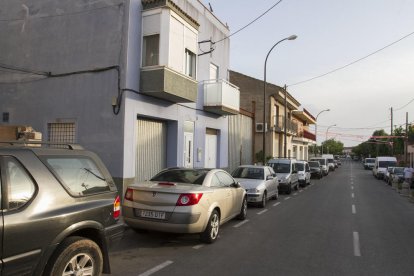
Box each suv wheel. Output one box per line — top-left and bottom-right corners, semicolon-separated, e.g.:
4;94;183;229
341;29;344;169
45;236;103;276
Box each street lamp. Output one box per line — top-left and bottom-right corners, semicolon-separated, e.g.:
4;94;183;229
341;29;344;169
314;109;330;156
323;124;336;154
263;35;297;164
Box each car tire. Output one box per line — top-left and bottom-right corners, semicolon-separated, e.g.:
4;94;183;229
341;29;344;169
259;192;267;208
45;236;103;276
271;191;278;200
295;182;299;191
237;197;247;220
201;210;220;243
287;184;292;194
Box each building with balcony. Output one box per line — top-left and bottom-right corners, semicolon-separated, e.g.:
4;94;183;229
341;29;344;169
0;0;240;193
229;70;316;162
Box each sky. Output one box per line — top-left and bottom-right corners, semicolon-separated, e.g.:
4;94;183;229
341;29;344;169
201;0;414;147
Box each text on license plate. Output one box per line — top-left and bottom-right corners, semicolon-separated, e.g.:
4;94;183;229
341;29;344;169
141;210;166;220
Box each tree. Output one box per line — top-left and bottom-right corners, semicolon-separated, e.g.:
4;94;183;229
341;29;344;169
321;139;344;155
352;129;393;158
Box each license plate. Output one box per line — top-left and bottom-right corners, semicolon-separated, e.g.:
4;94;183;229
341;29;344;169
140;210;166;220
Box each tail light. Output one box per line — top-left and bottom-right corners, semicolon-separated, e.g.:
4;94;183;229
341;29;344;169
176;193;203;206
124;188;133;201
113;195;121;219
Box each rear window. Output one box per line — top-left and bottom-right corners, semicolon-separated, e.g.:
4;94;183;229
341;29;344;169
45;157;110;196
151;169;209;185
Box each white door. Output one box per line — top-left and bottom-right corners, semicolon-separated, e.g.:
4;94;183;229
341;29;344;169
205;134;217;168
184;132;194;168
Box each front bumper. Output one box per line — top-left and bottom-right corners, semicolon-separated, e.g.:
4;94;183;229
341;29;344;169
246;192;262;203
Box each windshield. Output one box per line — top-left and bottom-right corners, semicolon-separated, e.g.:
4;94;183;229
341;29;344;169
231;167;264;180
378;161;397;168
309;161;320;167
365;159;375;163
312;159;326;165
150;169;209;184
394;167;404;174
296;163;304;171
327;159;334;163
268;163;290;173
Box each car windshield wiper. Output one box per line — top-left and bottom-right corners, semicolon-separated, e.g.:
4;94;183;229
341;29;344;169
83;168;105;181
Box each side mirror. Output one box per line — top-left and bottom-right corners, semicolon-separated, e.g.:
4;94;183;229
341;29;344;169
293;169;298;174
266;175;273;180
231;182;241;188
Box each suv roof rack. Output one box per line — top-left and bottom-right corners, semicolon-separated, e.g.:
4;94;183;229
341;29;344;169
0;141;84;150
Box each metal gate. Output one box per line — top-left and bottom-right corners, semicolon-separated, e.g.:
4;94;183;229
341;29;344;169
228;114;253;173
136;118;166;182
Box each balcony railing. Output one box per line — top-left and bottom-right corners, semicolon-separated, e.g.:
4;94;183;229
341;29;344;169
303;129;316;141
203;79;240;115
273;115;298;135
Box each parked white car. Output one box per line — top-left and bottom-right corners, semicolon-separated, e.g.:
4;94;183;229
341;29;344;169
267;158;299;194
232;165;279;208
296;160;311;187
373;156;397;179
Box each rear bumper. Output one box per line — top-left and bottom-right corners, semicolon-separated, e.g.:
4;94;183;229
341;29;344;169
122;206;205;234
105;221;126;247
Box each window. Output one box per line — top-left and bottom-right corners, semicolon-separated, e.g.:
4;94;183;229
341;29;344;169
209;63;218;80
185;49;196;78
45;157;110;196
143;34;160;66
3;157;36;210
216;171;235;186
48;122;76;144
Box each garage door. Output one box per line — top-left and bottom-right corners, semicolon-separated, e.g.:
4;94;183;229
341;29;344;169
136;119;166;182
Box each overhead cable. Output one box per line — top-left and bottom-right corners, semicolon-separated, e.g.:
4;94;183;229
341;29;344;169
288;30;414;87
213;0;283;44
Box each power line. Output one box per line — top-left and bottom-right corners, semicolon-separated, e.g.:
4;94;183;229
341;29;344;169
214;0;283;44
394;97;414;111
288;30;414;87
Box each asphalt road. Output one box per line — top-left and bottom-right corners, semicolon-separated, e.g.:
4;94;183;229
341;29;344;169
107;160;414;276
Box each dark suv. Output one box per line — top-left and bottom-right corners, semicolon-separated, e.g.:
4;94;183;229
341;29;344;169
0;141;124;275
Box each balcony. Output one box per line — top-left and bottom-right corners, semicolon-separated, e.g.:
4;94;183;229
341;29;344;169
140;66;198;103
203;79;240;115
272;115;298;135
293;129;316;144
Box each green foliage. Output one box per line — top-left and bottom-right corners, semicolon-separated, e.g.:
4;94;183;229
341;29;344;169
352;129;396;157
255;150;272;164
321;139;344;155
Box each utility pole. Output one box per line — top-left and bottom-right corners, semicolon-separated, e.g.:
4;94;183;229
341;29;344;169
391;107;394;155
406;112;408;165
284;85;287;158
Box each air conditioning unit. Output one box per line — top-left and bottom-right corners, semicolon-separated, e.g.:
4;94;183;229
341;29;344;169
255;123;268;132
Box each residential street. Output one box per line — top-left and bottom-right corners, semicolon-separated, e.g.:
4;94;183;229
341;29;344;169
108;160;414;276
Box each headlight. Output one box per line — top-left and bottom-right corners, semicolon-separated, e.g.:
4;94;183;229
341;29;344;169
247;188;260;193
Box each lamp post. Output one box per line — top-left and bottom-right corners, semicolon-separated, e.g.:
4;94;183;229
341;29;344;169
263;35;297;164
323;124;336;154
314;109;330;156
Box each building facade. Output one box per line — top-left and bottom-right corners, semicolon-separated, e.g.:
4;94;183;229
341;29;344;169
0;0;240;193
229;71;316;162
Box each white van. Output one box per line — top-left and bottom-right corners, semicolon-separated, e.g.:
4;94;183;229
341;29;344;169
267;158;299;194
373;156;397;179
310;157;329;176
322;154;335;171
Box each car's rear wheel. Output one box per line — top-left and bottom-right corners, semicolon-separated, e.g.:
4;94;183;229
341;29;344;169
45;236;103;276
201;210;220;243
295;182;299;191
259;192;267;208
237;197;247;220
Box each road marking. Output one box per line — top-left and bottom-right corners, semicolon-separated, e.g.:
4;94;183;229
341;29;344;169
193;244;205;250
352;204;356;214
285;197;291;200
139;261;174;276
234;219;249;228
351;186;354;190
257;209;268;215
273;202;281;207
353;232;361;257
299;190;304;193
293;193;298;196
351;193;355;198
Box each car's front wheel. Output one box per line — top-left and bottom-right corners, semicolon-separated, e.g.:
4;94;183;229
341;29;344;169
45;236;103;276
201;210;220;243
237;197;247;220
259;192;267;208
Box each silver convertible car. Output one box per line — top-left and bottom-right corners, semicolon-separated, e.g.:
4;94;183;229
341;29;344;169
232;165;279;208
123;168;247;243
